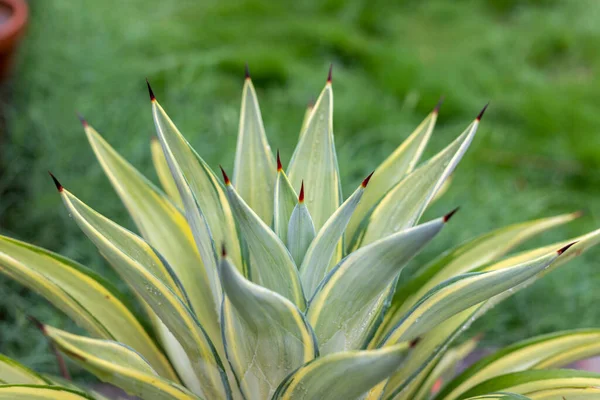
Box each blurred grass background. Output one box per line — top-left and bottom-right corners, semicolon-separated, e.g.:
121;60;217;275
1;0;600;378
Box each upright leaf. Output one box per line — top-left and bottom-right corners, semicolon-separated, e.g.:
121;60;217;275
307;215;448;355
150;136;183;208
355;109;485;248
233;72;276;224
44;325;200;400
273;343;410;400
220;250;317;399
287;74;342;231
300;173;372;298
287;183;316;266
345;104;439;243
222;168;306;309
273;151;298;243
298;100;314;139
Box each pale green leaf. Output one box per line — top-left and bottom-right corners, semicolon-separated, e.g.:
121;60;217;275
307;217;446;355
0;236;177;382
60;188;230;399
287;192;316;267
223;174;306;309
233;76;277;224
354;116;480;248
345;107;438;244
272;343;410;400
0;385;95;400
287;80;342;231
527;387;600;399
273;154;298;243
220;252;317;399
151;136;183;208
300;179;368;298
0;355;50;385
298;101;314;139
463;393;531;400
44;325;200;400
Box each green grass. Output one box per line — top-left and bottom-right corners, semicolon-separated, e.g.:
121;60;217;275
2;0;600;377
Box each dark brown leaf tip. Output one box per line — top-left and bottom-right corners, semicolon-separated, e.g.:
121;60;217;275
146;79;156;102
28;315;46;334
307;98;315;109
77;112;88;127
361;171;375;188
277;149;283;171
219;165;231;185
572;210;585;219
433;96;445;114
221;244;227;258
245;63;251;80
48;171;63;192
476;103;489;121
443;207;460;223
327;64;333;83
557;241;578;255
299;180;305;203
410;337;421;348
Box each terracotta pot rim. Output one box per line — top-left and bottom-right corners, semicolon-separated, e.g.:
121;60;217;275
0;0;28;41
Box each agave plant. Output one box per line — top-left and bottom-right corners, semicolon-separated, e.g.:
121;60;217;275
1;67;600;400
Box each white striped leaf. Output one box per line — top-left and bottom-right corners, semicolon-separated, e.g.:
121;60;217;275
150;136;183;208
220;250;317;399
287;185;316;267
527;387;600;399
273;151;298;243
0;385;95;400
0;355;50;385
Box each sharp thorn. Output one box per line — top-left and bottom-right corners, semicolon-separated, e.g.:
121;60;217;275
443;207;460;222
361;171;375;188
146;78;156;102
476;103;489;121
299;180;305;203
48;171;63;192
557;241;578;255
219;165;231;185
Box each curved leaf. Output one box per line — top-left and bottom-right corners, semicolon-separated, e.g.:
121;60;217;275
527;387;600;399
300;178;369;298
464;393;531;400
44;325;200;400
346;107;438;244
59;188;230;399
287;79;341;231
273;153;298;243
151;136;183;208
222;172;306;309
0;385;95;400
355;114;481;248
220;251;317;399
0;355;50;385
272;343;410;400
233;75;276;224
0;236;176;381
287;190;316;267
307;217;446;355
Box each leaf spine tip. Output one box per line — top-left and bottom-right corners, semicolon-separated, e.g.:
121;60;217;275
299;180;305;203
327;63;333;83
76;112;88;127
410;337;421;348
219;165;231;185
244;63;250;79
557;241;578;255
443;206;460;222
433;96;445;114
146;78;156;102
572;210;584;218
48;171;63;192
277;149;282;171
28;315;46;334
221;244;227;258
476;102;489;121
361;171;375;188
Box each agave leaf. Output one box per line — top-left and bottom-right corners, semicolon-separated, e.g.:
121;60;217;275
378;249;561;348
463;393;531;400
298;101;314;139
59;188;230;399
287;185;316;266
149;89;243;276
151;136;183;208
307;216;446;355
354;113;482;248
85;123;221;352
0;236;177;381
380;229;600;400
0;385;96;400
219;251;317;399
430;175;452;205
527;387;600;399
375;212;579;344
273;152;298;243
345;106;438;244
287;78;342;231
456;370;600;399
272;343;410;400
300;177;370;298
222;171;306;309
233;74;277;225
0;355;50;385
437;329;600;400
44;325;200;400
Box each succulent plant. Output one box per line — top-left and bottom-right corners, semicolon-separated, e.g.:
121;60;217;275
1;67;600;400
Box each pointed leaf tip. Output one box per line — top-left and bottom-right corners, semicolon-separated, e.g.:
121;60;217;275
146;79;156;102
443;206;460;222
361;171;375;188
244;63;250;79
327;64;333;83
219;165;231;185
410;337;421;348
221;244;227;258
476;102;489;121
77;112;88;127
433;96;445;114
557;241;578;255
28;315;46;333
48;171;63;192
299;180;305;203
277;149;283;171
